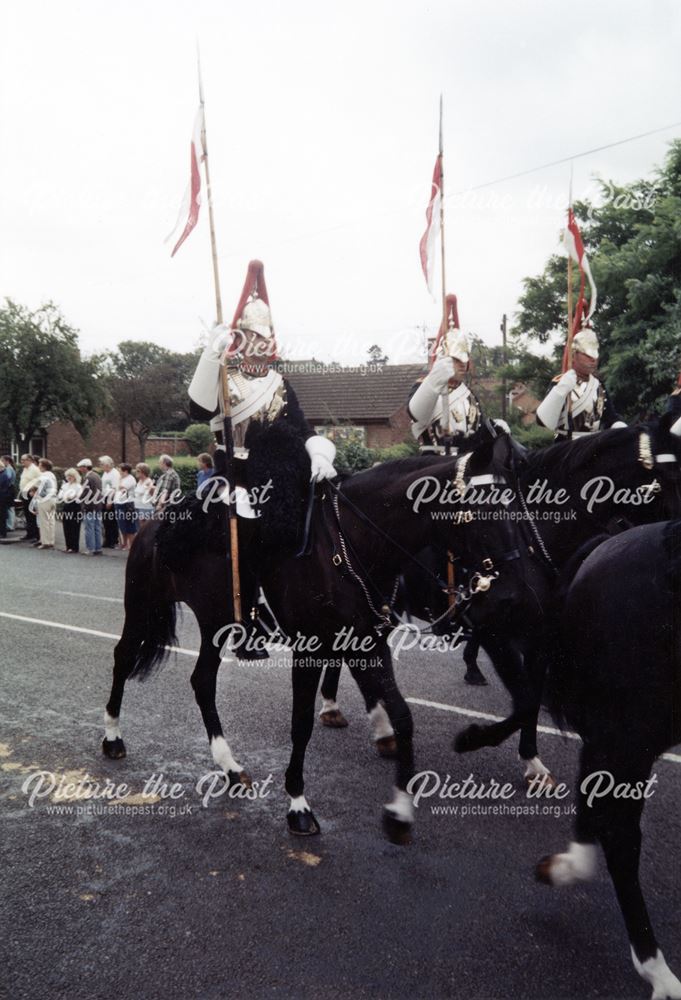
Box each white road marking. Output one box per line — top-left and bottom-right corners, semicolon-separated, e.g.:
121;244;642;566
57;590;124;603
0;611;202;659
1;611;680;766
405;696;681;765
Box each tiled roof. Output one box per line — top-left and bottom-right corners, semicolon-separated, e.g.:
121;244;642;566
280;362;425;424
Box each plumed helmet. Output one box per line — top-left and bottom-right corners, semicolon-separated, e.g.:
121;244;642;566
238;296;272;338
572;325;599;360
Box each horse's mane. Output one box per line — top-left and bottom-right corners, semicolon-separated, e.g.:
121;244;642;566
525;423;647;482
348;454;451;486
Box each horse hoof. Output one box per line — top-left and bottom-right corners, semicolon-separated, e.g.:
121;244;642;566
227;769;253;790
382;808;412;846
375;735;398;759
102;737;126;760
287;808;321;836
464;668;488;686
320;709;349;728
535;855;556;885
453;724;484;754
525;772;557;792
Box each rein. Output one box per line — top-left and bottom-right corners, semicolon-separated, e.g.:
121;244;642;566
324;455;526;631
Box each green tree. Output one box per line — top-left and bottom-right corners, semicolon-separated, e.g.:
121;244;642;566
101;341;197;460
184;423;213;455
514;141;681;418
0;299;101;450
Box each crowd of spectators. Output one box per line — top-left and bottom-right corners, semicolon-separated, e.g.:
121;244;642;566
0;451;215;555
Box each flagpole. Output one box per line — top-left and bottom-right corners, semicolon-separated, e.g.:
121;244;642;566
197;49;223;325
438;95;456;609
439;94;447;338
438;95;454;440
566;164;574;370
197;48;242;622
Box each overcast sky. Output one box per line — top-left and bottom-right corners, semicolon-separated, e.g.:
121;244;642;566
1;0;680;365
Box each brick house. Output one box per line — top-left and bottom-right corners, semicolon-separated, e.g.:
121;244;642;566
1;419;190;470
5;361;429;467
281;362;425;448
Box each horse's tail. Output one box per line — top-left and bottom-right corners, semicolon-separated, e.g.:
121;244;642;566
126;524;178;681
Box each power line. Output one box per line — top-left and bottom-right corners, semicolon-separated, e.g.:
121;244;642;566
449;119;681;196
217;118;681;256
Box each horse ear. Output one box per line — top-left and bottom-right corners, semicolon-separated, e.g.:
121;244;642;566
655;409;681;445
467;436;496;477
492;430;517;472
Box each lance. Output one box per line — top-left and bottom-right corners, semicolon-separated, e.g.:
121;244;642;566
197;50;242;621
436;95;456;609
565;165;575;437
566;164;575;369
438;95;454;446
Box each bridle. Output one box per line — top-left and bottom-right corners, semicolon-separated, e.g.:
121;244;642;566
323;449;535;632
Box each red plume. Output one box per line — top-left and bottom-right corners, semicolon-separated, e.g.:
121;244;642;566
228;259;277;361
230;260;270;327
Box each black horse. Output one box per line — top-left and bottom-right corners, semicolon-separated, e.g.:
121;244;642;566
101;432;542;841
536;519;681;1000
452;417;681;776
319;418;681;782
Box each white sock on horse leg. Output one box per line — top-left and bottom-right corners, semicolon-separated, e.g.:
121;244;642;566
631;949;681;999
385;787;414;823
547;841;597;886
104;712;121;741
319;698;339;716
210;735;243;775
368;702;394;740
522;755;551;778
289;794;311;813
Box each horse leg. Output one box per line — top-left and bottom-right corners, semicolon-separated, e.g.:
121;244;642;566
347;643;414;845
463;633;488;686
536;741;599;887
192;622;251;788
319;658;396;755
517;645;554;784
599;755;680;999
538;743;681;999
318;662;349;729
517;707;555;786
285;651;324;835
453;638;540;761
102;609;146;759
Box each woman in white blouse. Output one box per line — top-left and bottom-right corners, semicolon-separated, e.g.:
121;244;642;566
133;462;155;522
57;468;82;553
114;462;138;551
31;459;58;549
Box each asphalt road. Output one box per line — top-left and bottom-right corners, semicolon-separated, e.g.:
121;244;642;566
1;537;680;1000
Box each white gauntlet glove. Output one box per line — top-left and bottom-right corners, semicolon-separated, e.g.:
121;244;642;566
188;325;233;413
409;357;455;438
305;435;337;482
536;370;578;430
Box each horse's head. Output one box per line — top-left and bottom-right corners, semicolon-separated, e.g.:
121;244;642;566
646;412;681;521
410;433;549;629
523;419;681;542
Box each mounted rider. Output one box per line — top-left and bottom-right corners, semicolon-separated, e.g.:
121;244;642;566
188;259;337;490
187;260;338;654
408;294;487;454
406;293;496;687
536;321;626;440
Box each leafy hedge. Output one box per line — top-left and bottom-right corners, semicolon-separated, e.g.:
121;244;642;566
145;456;199;495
